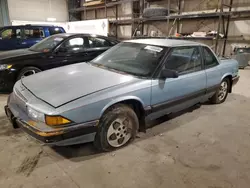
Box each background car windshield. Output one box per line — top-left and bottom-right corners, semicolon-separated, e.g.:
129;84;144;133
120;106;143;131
90;42;166;77
29;35;66;52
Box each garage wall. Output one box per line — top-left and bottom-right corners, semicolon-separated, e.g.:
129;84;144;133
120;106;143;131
0;0;10;26
80;1;133;38
8;0;68;22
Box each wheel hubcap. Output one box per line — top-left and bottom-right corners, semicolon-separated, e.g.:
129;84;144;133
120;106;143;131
21;69;40;78
218;81;228;101
107;117;132;148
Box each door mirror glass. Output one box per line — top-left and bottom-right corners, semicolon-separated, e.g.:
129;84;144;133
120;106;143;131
160;69;178;79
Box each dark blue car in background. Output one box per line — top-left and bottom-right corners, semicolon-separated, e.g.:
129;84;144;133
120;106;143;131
0;25;65;51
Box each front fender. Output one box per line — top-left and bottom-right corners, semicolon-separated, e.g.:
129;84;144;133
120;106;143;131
100;96;145;116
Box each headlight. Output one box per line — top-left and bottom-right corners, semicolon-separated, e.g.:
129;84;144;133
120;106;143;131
0;64;12;70
27;106;72;126
27;106;45;122
45;115;71;126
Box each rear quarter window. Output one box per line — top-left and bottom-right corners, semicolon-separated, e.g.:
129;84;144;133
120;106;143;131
203;47;219;69
24;27;45;38
49;27;64;35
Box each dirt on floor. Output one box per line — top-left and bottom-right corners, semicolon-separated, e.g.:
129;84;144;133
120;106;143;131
0;70;250;188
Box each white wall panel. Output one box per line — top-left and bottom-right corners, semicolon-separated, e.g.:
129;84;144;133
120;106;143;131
8;0;68;22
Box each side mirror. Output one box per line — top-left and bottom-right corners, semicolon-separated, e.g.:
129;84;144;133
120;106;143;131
160;69;178;79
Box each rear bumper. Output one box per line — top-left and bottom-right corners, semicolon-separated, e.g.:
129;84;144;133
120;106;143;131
5;105;98;146
232;75;240;86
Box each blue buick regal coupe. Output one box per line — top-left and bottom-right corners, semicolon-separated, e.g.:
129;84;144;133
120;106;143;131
5;39;239;151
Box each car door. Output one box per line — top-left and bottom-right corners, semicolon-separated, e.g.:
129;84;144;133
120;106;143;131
202;46;221;96
150;46;207;120
23;26;45;48
38;51;67;70
84;36;113;60
0;27;23;50
56;36;90;66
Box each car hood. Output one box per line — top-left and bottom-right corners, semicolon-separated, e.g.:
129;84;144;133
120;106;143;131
21;63;138;108
0;49;39;60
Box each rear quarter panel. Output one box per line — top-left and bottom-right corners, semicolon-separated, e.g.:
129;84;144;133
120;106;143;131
206;58;239;91
219;58;239;80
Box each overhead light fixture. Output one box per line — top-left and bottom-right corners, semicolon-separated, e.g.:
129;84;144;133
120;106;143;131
47;18;56;22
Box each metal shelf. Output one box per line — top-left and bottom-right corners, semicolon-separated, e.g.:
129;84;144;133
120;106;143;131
106;0;139;7
71;5;106;12
109;10;250;24
71;0;250;56
71;0;139;12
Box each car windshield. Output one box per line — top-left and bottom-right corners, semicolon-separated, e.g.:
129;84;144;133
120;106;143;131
90;42;167;77
29;35;66;52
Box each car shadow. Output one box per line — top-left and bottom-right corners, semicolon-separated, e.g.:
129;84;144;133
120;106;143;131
147;103;201;129
52;103;203;161
50;143;103;162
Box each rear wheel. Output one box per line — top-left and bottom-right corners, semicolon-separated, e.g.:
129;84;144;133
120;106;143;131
94;104;138;151
17;66;42;80
210;78;230;104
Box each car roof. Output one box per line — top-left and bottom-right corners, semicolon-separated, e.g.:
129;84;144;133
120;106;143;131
124;38;205;47
7;25;63;28
52;33;113;38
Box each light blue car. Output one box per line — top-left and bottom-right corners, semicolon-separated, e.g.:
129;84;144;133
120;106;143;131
5;39;239;151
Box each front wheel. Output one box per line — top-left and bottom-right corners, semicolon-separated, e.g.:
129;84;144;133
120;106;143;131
210;78;230;104
94;104;139;151
17;66;42;80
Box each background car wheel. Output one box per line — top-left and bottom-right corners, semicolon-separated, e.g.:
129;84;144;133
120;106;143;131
210;78;230;104
17;66;42;80
94;104;139;152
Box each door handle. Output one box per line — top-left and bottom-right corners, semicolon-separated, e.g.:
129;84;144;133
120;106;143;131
49;55;54;59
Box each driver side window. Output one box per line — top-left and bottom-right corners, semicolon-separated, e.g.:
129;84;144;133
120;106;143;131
165;46;202;75
60;37;86;53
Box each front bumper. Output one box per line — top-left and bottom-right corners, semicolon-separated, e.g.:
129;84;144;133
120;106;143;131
5;103;98;146
232;75;240;86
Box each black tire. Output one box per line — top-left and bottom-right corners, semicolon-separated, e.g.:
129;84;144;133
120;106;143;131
94;104;139;152
210;78;230;104
17;66;42;80
142;7;169;18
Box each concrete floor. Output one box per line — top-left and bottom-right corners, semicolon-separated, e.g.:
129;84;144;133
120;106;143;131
0;70;250;188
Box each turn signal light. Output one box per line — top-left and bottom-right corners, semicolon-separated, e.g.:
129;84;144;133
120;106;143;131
36;130;64;137
45;115;71;126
